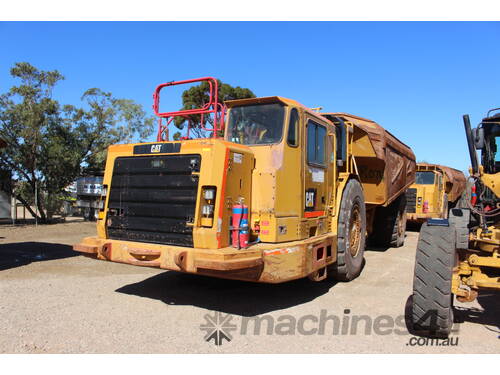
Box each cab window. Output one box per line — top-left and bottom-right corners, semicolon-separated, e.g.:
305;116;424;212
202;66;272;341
416;171;435;185
307;120;326;166
287;108;299;147
226;103;285;145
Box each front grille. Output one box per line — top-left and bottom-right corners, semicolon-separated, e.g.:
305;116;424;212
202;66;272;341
106;154;200;247
406;188;417;213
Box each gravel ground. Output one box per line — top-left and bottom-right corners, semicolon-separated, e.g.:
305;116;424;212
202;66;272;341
0;221;498;353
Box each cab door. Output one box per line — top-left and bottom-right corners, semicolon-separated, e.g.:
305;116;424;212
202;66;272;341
303;117;329;229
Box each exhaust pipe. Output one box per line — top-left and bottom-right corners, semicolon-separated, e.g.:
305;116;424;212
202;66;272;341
464;114;488;229
463;114;479;175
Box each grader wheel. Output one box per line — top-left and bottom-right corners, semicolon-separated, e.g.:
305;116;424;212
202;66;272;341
411;222;456;337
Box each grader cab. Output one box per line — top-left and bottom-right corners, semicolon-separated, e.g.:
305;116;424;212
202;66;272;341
73;77;415;284
410;108;500;337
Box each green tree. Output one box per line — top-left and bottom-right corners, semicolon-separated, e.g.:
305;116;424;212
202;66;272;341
173;80;255;138
75;87;155;172
0;62;154;221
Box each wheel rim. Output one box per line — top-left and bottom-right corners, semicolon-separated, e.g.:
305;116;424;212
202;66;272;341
349;203;362;257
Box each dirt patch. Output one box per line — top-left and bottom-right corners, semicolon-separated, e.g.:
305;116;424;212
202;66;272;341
0;222;498;353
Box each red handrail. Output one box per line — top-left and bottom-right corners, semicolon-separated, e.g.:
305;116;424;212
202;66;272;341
152;77;225;141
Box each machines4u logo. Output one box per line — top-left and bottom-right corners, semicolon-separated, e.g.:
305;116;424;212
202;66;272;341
200;312;237;346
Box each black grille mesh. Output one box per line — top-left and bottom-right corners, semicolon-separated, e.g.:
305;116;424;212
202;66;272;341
406;188;417;213
106;154;200;247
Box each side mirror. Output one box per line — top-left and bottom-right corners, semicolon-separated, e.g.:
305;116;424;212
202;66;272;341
473;127;485;150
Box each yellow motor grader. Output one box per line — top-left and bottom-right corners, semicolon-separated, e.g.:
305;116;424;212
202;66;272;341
410;108;500;337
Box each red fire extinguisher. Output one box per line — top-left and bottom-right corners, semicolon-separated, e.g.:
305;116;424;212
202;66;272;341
471;185;477;206
231;202;249;249
423;200;429;213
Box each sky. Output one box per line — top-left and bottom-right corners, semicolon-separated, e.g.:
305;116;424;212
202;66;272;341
1;21;499;172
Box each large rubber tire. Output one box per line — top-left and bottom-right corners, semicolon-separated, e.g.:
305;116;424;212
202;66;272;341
394;203;407;248
330;179;366;281
372;194;407;248
411;223;455;337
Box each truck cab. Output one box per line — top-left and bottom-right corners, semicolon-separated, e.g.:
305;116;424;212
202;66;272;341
407;163;466;223
225;96;335;244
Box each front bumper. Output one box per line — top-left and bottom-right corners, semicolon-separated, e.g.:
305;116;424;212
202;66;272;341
73;234;337;283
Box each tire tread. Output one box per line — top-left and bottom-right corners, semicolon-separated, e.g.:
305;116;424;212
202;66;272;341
411;223;455;337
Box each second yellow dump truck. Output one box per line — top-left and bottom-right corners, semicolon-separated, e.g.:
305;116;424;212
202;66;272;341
73;77;416;283
407;163;466;223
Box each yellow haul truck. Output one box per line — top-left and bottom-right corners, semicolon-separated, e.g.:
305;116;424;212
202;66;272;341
73;77;416;283
407;163;466;223
411;108;500;337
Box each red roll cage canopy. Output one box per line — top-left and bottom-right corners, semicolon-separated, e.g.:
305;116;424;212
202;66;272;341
152;77;225;141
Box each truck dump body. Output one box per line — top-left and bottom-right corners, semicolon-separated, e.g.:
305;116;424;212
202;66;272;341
420;163;466;203
321;112;416;207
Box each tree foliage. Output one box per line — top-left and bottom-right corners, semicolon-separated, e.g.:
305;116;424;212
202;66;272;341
173;80;255;139
0;62;154;221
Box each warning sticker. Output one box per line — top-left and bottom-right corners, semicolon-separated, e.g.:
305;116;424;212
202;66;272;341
310;167;324;183
233;153;243;163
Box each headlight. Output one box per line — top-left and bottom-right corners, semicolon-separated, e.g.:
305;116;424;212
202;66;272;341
200;186;216;227
203;188;216;200
202;204;214;216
